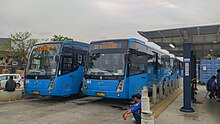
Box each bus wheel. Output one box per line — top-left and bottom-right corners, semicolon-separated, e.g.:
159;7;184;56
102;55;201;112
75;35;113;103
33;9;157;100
16;83;20;88
77;83;84;97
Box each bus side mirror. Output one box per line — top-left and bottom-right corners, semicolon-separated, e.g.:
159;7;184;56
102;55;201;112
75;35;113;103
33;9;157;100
125;54;130;63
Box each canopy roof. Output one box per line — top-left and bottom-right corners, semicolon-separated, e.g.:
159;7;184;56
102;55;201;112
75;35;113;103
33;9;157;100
138;24;220;59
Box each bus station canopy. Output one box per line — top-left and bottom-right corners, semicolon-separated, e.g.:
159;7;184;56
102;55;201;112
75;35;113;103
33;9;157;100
138;24;220;59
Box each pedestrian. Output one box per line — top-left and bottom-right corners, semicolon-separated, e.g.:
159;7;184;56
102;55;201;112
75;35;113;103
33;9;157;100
123;94;141;124
206;75;217;99
216;69;220;102
4;76;16;92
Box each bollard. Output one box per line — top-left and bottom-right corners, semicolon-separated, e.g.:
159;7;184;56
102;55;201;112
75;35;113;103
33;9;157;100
141;86;154;124
152;84;157;104
164;81;168;96
174;80;176;90
170;80;173;93
159;83;163;100
172;80;175;92
175;80;178;89
168;80;171;95
177;78;180;88
178;77;183;88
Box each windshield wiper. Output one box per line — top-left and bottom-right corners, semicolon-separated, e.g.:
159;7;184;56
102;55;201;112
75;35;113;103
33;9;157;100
103;69;119;80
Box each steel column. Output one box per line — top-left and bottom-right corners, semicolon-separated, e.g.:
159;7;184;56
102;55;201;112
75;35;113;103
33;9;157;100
180;43;195;112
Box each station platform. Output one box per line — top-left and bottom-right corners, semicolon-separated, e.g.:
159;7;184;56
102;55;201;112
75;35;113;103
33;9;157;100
155;85;220;124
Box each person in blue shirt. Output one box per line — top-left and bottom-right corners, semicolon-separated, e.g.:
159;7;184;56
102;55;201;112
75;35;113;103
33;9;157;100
123;94;141;124
216;69;220;102
207;75;217;99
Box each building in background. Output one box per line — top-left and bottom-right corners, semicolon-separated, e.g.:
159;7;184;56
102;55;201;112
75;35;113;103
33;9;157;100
0;38;25;74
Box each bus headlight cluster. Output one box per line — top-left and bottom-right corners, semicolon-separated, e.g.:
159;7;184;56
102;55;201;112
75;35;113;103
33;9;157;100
116;79;124;92
83;78;87;89
48;77;55;90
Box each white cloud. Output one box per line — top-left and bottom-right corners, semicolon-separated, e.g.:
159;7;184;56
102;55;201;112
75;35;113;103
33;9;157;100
0;0;219;45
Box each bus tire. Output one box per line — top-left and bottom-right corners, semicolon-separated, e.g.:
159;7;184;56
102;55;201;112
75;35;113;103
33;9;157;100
77;83;84;97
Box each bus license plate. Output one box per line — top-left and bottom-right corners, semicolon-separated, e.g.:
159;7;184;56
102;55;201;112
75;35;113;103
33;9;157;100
33;91;40;95
96;92;105;97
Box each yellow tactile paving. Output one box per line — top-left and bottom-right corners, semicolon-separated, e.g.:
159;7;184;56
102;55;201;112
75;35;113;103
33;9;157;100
151;88;183;118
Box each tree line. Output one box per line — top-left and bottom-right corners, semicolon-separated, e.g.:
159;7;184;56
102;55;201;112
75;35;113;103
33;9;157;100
0;32;73;73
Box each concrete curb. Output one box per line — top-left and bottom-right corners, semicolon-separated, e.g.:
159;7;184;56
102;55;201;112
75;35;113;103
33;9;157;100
0;90;23;102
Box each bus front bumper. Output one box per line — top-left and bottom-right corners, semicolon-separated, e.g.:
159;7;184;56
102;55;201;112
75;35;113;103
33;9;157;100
83;90;128;99
25;88;58;96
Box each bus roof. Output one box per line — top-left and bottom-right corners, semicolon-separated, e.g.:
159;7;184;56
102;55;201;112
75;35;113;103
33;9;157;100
34;40;89;47
90;38;173;57
91;39;128;44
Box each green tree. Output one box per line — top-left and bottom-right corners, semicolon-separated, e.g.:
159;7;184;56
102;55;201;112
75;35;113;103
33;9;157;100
0;31;38;70
51;35;73;41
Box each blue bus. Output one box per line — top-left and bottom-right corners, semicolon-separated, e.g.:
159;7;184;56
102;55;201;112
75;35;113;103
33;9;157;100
25;40;89;96
170;57;183;80
83;38;173;99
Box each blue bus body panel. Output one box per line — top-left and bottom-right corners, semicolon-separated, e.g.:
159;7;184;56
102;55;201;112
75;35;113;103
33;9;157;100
84;73;153;99
128;73;148;98
56;66;84;96
25;66;84;96
83;78;129;99
86;79;119;91
200;60;220;84
25;79;55;95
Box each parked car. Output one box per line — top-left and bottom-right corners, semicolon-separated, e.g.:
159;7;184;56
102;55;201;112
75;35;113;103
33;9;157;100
0;74;23;89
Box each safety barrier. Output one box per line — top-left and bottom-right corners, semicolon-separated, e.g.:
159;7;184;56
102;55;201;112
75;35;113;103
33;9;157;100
0;90;23;102
142;86;154;124
142;77;183;122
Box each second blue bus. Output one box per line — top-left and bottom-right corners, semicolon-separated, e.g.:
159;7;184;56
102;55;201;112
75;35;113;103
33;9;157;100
83;38;182;99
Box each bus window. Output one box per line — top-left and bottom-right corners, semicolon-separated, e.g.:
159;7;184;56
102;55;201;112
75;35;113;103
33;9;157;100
129;53;147;76
60;56;74;75
26;44;61;77
77;54;83;65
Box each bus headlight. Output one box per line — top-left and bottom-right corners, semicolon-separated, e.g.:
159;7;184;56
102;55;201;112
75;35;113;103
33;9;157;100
117;79;124;92
48;77;55;90
83;78;87;89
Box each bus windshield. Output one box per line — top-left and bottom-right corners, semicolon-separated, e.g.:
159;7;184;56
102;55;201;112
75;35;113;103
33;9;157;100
85;53;125;76
26;44;61;76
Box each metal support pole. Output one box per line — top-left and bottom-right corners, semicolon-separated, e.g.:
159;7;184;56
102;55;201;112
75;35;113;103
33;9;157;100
180;43;195;112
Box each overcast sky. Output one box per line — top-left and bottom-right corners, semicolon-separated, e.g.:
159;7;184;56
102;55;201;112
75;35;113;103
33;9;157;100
0;0;220;50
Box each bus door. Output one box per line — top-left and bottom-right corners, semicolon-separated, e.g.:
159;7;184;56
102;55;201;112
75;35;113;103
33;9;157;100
128;52;148;97
146;52;158;91
58;45;87;95
71;49;87;94
57;44;76;95
58;55;75;95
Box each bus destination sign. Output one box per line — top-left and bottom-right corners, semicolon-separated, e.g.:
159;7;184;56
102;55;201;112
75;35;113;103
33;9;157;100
91;42;122;50
36;46;58;51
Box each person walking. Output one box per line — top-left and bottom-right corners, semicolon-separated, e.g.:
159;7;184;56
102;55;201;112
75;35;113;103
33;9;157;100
4;76;16;92
123;94;141;124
